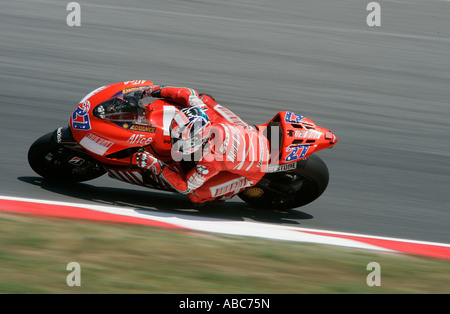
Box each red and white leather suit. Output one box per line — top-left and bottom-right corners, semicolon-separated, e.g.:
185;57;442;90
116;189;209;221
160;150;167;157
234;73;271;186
148;86;269;204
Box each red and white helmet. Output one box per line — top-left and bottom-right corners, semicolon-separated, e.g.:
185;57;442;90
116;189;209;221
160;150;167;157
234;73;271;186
170;107;211;155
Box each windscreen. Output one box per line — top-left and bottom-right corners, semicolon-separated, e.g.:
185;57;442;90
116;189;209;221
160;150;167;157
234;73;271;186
93;87;151;124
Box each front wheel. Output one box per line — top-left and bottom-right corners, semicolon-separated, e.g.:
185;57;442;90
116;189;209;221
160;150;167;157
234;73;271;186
28;131;106;183
238;154;330;210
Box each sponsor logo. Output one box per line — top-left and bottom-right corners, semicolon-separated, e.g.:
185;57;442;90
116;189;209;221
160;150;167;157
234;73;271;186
187;171;206;190
284;112;305;123
244;187;264;198
122;87;144;94
121;123;156;133
266;162;297;173
68;156;85;166
127;134;153;145
56;127;63;143
214;104;249;128
209;177;253;198
292;130;322;139
124;80;147;85
72;101;91;130
285;144;309;162
80;132;114;155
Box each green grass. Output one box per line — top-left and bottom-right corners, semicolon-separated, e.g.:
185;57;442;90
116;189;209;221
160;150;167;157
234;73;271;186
0;212;449;294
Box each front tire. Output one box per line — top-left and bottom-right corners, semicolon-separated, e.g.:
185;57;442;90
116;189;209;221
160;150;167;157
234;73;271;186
28;131;106;183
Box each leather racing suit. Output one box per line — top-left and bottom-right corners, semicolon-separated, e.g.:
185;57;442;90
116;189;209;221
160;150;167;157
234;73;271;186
142;86;270;204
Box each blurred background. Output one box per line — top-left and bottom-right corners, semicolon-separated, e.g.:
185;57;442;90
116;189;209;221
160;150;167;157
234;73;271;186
1;0;449;245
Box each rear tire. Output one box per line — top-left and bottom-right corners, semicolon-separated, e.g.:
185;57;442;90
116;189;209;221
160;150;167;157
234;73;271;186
28;131;106;183
239;154;330;210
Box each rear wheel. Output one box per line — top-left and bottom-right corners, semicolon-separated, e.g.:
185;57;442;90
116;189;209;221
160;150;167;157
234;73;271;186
238;154;329;210
28;131;106;183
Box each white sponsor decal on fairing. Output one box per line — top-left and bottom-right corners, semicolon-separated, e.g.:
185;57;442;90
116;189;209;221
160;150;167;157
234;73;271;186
163;106;177;136
294;130;322;139
127;134;153;145
214;104;249;129
124;80;148;85
209;177;253;197
266;162;297;173
79;85;107;104
80;133;114;156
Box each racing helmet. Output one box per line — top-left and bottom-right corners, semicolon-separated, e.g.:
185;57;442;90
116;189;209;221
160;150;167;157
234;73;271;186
170;106;211;155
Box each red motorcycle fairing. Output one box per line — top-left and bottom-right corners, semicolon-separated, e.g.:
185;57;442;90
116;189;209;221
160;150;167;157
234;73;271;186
255;111;337;168
69;81;179;167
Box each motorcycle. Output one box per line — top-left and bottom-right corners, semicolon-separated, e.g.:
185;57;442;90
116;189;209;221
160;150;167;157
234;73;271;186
28;80;337;210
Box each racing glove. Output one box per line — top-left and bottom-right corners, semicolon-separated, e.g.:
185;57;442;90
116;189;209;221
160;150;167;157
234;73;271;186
136;150;164;176
188;95;207;109
142;85;162;98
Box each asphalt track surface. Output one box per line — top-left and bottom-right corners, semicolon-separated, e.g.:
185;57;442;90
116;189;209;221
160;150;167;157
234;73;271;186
1;0;449;244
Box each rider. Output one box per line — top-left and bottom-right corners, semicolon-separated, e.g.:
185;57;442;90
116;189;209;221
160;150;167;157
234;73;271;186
136;85;270;205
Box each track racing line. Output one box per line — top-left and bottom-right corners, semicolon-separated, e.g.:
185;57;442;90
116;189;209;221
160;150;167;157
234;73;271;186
1;195;449;259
